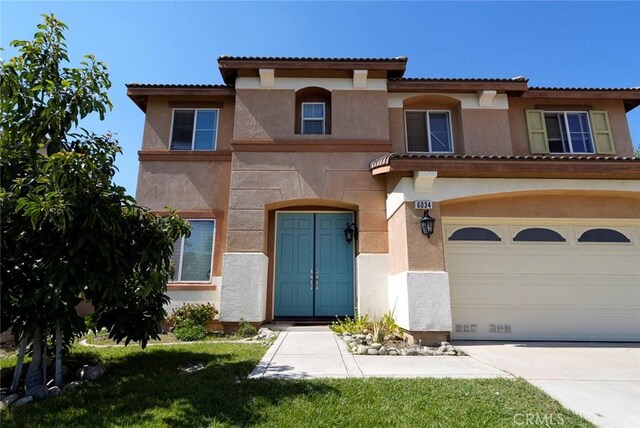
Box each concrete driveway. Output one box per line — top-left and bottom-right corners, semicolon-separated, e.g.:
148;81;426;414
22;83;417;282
455;342;640;428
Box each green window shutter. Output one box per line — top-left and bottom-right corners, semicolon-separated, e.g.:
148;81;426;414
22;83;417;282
589;110;615;154
525;109;550;154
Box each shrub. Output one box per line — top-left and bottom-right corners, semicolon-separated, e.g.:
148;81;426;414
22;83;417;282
330;311;370;335
237;318;257;337
173;319;207;341
371;311;402;344
168;303;218;328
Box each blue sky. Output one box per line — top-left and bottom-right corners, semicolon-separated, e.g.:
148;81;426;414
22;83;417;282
2;1;639;195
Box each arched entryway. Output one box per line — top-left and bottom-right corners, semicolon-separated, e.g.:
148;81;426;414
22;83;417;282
265;200;357;321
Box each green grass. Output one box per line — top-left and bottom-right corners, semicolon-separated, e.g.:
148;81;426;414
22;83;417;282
82;330;251;346
0;343;593;427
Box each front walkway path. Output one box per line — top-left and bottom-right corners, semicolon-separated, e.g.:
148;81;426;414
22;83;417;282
249;325;510;379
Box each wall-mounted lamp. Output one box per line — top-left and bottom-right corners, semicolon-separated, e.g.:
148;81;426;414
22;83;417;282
420;210;435;237
344;222;358;244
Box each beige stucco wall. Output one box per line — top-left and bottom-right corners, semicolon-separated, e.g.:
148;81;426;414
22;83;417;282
388;203;446;274
136;160;231;276
141;96;235;151
441;192;640;219
227;152;388;253
233;89;389;141
508;98;634;157
460;109;513;156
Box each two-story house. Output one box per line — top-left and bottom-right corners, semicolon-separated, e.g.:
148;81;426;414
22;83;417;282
127;56;640;344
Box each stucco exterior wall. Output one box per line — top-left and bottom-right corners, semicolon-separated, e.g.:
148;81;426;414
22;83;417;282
136;160;231;277
141;95;235;151
233;89;389;141
460;109;512;156
227;152;388;254
441;192;640;219
508;98;634;157
331;90;389;140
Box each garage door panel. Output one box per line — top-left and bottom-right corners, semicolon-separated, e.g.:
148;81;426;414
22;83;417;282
515;283;578;305
509;253;574;274
446;251;507;274
574;253;639;275
446;220;640;342
580;284;640;307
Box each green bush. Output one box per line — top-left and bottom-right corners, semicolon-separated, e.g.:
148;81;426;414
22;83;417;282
330;311;370;334
173;319;207;341
237;318;257;337
168;303;218;328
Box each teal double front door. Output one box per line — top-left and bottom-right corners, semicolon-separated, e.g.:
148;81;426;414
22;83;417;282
274;212;355;318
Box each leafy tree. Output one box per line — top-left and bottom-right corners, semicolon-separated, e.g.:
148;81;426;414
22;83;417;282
0;14;190;392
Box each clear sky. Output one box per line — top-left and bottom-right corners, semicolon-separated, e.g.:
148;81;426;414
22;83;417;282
2;1;639;195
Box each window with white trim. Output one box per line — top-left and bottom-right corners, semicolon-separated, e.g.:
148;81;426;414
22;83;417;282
171;220;215;282
544;112;594;153
405;110;453;153
170;109;218;150
301;102;325;135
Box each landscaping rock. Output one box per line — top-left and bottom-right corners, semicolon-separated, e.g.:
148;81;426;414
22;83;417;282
388;350;398;356
344;336;355;343
80;364;105;381
354;334;366;341
63;381;83;392
47;386;63;397
357;345;369;355
12;396;33;407
365;333;373;342
378;346;388;355
445;351;457;356
370;343;382;350
367;348;379;355
342;332;352;337
255;328;276;341
26;385;48;400
1;394;19;408
406;348;418;356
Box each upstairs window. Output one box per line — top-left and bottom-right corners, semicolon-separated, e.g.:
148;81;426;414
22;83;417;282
295;87;331;135
302;102;325;135
405;110;453;153
170;109;218;150
526;109;615;155
171;220;215;282
544;112;594;153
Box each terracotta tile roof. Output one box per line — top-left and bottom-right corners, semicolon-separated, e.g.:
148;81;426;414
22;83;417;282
218;55;408;62
369;153;640;170
126;83;232;89
391;76;529;83
528;86;640;92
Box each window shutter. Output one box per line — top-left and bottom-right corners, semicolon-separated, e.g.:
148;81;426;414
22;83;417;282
525;109;550;154
589;110;615;154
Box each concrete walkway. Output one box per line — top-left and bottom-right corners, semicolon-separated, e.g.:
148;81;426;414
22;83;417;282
249;326;510;379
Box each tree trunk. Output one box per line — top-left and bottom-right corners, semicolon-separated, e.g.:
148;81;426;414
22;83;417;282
10;338;27;393
42;329;47;387
55;321;63;386
27;328;42;376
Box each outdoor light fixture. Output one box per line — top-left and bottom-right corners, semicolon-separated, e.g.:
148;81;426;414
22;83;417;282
344;222;358;244
420;210;435;237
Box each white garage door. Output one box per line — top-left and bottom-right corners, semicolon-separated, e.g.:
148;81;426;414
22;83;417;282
444;220;640;341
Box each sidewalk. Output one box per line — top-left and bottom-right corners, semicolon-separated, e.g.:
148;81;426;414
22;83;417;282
249;326;510;379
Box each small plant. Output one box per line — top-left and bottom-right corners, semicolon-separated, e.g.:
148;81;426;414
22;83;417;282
237;318;258;337
330;311;370;334
168;303;218;328
371;311;402;345
173;319;207;341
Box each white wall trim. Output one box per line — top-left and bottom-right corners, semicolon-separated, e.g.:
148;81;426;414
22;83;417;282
236;76;387;91
219;252;268;322
353;70;368;89
388;92;509;109
387;176;640;218
259;69;275;88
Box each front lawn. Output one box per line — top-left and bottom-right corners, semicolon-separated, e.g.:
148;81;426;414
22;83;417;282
1;343;593;427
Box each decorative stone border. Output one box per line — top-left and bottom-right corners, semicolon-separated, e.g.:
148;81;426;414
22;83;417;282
338;332;462;356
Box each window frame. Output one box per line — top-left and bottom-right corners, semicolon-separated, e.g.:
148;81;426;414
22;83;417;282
301;102;326;135
169;108;219;151
404;109;454;154
172;219;216;283
543;111;595;154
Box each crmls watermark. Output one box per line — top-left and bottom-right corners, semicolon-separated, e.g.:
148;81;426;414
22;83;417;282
513;413;565;426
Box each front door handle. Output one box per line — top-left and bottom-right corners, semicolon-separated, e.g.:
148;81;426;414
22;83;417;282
314;269;319;290
310;269;314;290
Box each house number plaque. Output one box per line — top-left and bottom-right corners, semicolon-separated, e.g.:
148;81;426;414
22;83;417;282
414;200;433;209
